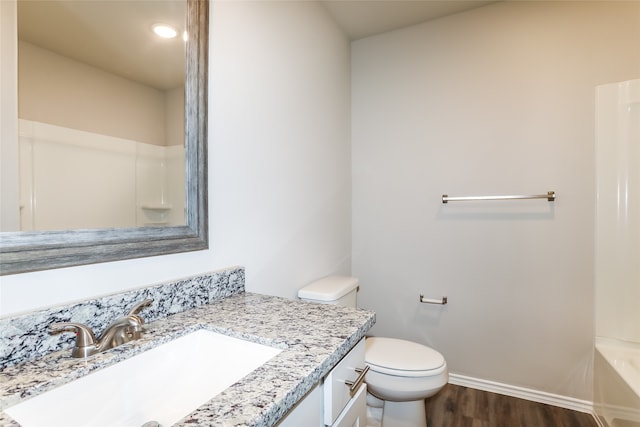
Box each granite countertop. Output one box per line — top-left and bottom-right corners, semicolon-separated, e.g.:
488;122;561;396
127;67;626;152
0;292;375;427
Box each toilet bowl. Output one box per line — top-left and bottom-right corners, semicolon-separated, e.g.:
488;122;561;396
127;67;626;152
365;337;448;427
298;276;448;427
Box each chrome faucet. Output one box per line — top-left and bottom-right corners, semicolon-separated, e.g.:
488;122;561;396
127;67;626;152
50;298;154;358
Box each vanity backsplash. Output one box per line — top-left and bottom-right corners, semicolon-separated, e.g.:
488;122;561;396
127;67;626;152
0;266;245;370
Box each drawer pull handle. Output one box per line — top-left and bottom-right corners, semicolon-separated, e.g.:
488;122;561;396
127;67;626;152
344;365;369;397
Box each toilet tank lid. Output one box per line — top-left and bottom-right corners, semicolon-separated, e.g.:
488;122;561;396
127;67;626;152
298;276;359;301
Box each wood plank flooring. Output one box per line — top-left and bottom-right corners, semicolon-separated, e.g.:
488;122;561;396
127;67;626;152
425;384;599;427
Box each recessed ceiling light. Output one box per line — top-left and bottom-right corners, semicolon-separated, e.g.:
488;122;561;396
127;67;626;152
152;24;178;39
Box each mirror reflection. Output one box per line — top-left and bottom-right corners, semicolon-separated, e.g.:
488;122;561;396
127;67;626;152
6;0;186;232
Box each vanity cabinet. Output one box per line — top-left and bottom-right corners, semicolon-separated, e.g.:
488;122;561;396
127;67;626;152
324;338;367;427
277;338;368;427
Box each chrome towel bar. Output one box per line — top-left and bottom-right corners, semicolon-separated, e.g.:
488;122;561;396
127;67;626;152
419;294;448;305
442;191;555;204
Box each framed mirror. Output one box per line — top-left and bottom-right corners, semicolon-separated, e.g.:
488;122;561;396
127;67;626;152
0;0;208;275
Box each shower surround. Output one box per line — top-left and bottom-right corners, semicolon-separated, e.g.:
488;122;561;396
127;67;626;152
594;78;640;427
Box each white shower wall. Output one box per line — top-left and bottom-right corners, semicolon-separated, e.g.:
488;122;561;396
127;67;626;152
19;119;185;231
594;78;640;427
595;79;640;344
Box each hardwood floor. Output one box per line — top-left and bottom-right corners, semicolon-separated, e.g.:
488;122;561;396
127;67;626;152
425;384;599;427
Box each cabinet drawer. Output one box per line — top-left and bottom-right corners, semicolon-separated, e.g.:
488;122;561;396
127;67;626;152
324;338;367;426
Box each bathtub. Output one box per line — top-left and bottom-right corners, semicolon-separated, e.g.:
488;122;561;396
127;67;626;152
594;338;640;427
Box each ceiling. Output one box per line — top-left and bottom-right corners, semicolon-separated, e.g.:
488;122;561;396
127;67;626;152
17;0;186;91
323;1;497;41
17;1;496;90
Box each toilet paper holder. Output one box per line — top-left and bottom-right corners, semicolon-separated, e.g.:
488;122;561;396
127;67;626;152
419;294;448;305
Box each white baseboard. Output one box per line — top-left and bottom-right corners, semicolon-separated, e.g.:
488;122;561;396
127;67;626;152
448;373;599;422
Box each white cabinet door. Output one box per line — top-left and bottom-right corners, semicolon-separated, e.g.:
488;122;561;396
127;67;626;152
276;384;323;427
278;338;368;427
332;383;367;427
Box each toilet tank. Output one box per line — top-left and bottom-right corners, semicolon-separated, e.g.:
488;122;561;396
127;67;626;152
298;276;359;307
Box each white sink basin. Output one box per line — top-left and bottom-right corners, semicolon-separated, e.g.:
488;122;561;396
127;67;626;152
5;329;282;427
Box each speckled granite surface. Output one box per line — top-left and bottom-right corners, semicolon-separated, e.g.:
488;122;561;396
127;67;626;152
0;292;375;427
0;267;245;370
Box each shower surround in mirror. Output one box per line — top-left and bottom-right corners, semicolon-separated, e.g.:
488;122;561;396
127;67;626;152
0;266;245;370
17;119;185;231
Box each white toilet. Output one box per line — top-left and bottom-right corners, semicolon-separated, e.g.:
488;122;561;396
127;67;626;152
298;276;448;427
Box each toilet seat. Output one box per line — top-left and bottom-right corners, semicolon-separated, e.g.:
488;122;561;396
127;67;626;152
365;337;446;377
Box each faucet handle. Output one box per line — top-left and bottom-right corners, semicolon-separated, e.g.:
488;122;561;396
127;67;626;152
125;298;153;332
50;322;98;358
127;298;154;322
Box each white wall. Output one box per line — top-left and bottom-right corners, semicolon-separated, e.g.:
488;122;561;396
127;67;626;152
209;0;352;297
18;41;168;146
0;1;351;316
352;1;640;403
